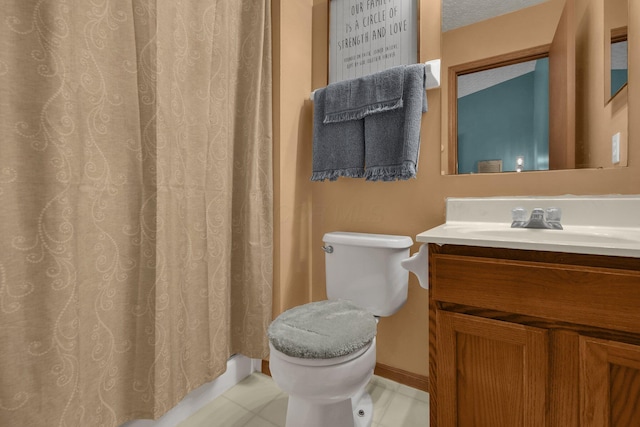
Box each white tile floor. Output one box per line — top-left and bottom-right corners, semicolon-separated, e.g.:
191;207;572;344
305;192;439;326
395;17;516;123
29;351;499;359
178;373;429;427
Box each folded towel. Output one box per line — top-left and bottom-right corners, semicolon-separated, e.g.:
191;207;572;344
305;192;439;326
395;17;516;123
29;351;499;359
364;64;427;181
311;87;366;181
323;65;405;124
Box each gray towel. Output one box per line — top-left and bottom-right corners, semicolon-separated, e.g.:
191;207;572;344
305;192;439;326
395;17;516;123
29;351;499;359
311;87;365;181
323;66;405;124
364;64;427;181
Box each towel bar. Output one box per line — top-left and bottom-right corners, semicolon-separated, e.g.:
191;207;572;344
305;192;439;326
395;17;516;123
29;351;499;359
310;59;441;101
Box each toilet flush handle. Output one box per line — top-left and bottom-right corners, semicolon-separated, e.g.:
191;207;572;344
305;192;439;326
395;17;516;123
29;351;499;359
321;245;333;254
401;244;429;289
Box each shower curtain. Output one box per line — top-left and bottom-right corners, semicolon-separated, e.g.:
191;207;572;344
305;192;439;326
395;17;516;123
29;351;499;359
0;0;272;426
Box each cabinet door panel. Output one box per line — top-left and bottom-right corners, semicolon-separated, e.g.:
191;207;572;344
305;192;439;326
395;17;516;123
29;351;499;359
580;337;640;427
437;311;548;427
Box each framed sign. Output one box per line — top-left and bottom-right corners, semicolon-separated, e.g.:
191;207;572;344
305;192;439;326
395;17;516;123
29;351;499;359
329;0;418;84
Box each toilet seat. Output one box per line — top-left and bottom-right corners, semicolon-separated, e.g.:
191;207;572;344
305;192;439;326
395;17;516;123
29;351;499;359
267;299;377;360
269;340;372;367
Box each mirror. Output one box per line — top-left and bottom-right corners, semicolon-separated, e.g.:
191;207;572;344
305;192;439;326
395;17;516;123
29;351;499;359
609;36;628;98
604;0;628;100
454;56;551;174
442;0;630;174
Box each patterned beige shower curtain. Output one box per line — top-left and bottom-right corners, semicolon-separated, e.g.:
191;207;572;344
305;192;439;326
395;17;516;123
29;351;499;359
0;0;272;426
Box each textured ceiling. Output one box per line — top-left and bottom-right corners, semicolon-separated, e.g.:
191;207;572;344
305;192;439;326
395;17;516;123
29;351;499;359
445;0;550;97
442;0;549;32
457;60;538;98
612;41;628;70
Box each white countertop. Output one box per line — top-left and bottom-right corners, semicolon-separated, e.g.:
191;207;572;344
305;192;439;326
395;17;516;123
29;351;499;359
416;195;640;258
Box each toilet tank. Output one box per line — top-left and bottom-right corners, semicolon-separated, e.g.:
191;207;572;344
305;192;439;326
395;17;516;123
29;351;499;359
323;232;413;317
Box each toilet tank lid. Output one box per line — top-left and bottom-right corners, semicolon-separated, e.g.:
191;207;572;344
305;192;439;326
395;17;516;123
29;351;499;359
323;232;413;249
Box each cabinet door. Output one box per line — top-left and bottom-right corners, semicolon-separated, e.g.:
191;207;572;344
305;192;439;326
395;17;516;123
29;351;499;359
437;311;548;427
580;336;640;427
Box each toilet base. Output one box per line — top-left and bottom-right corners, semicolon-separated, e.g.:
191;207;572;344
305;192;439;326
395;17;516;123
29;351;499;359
352;391;373;427
285;396;352;427
284;390;373;427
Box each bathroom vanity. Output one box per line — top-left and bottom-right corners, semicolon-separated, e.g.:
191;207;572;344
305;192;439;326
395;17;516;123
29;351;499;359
415;196;640;427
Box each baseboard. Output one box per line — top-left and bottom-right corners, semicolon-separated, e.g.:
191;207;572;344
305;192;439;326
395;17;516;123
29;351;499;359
261;360;428;393
262;359;271;377
373;363;429;393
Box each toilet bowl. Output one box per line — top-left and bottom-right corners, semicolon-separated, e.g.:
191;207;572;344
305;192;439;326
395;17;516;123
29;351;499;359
267;232;414;427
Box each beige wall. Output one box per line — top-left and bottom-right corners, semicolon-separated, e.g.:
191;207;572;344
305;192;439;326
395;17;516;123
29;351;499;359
275;0;640;378
272;0;315;317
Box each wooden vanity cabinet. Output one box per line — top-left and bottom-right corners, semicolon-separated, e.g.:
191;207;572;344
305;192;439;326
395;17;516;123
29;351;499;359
428;244;640;427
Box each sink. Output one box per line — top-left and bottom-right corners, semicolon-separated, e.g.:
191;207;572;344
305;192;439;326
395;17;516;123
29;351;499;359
416;196;640;258
447;224;638;245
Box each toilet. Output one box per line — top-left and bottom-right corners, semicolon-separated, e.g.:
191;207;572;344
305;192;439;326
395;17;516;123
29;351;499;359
267;231;413;427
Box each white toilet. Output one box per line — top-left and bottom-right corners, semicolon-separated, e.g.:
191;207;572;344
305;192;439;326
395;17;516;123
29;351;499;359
267;231;413;427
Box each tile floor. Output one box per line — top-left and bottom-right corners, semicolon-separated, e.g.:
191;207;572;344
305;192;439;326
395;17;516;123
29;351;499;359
178;372;429;427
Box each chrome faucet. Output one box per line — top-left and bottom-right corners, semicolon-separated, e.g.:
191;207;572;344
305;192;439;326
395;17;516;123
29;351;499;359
511;207;563;230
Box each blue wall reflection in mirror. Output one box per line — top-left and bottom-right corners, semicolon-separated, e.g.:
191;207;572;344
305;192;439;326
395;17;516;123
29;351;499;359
457;58;550;174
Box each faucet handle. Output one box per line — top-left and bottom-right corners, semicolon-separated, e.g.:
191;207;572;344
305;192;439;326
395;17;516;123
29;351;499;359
511;207;528;222
545;207;562;223
511;207;528;228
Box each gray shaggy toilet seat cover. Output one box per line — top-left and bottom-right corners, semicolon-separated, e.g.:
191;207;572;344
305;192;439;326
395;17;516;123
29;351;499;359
268;299;377;359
